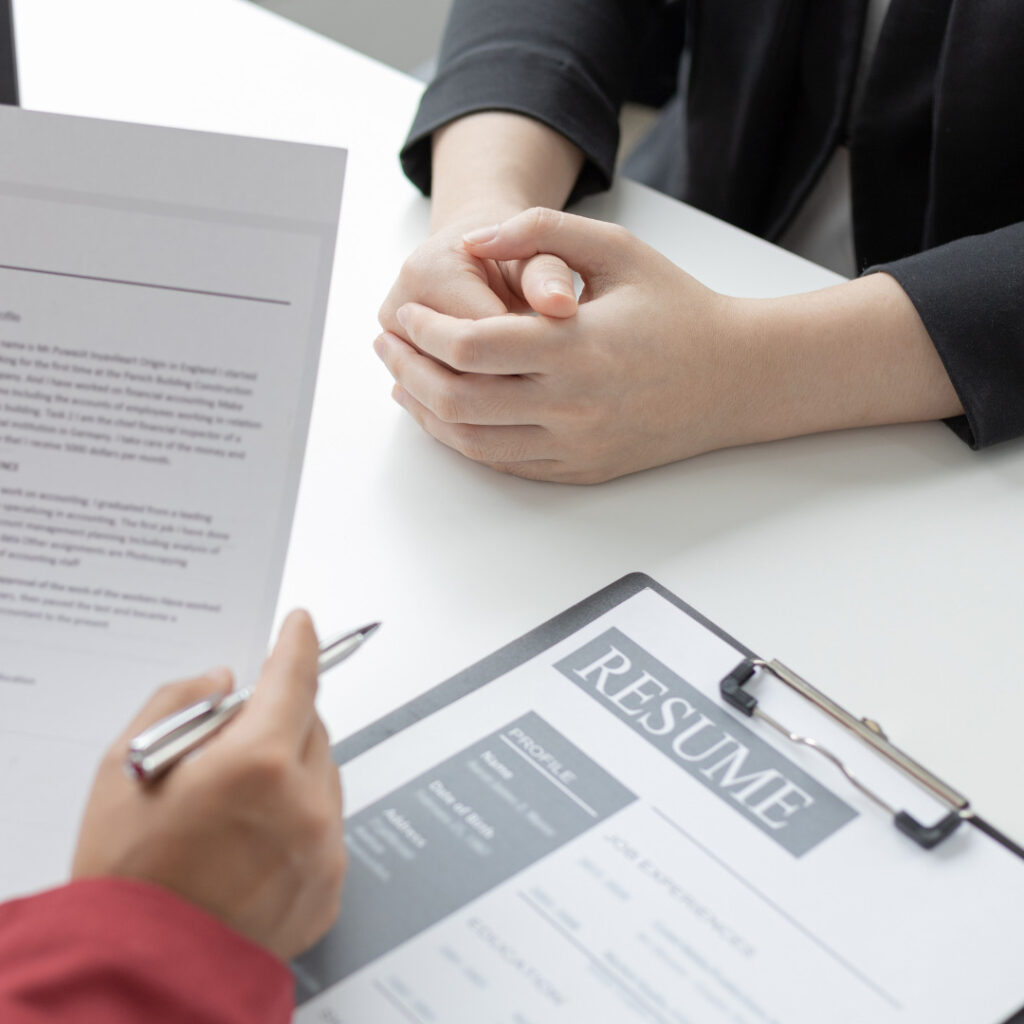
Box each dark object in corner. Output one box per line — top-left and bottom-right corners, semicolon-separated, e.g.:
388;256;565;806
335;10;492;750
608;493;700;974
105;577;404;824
0;0;18;107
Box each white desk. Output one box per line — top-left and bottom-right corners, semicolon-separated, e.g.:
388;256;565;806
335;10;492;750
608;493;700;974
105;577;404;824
15;0;1024;852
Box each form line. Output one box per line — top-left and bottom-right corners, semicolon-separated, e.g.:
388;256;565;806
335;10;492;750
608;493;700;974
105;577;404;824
0;262;291;305
518;890;675;1024
498;733;598;817
650;806;902;1011
372;980;429;1024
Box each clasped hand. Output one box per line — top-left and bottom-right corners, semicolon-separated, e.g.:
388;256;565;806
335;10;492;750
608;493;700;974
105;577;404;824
376;208;750;484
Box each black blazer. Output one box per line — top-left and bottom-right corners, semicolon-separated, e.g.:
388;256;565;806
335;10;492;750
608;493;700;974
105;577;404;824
402;0;1024;451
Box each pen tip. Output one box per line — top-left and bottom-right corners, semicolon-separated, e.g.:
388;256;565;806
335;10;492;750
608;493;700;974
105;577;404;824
361;621;381;638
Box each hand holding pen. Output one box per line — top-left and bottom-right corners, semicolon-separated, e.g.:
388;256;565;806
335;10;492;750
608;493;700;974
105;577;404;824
126;620;379;781
72;610;371;961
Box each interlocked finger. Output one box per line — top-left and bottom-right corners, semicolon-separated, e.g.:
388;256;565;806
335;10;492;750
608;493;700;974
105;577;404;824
502;253;578;318
376;332;546;426
392;385;554;465
394;302;564;375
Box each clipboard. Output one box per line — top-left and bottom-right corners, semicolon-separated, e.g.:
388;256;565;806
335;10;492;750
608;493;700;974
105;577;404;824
335;572;1022;857
719;656;1024;856
319;572;1024;1024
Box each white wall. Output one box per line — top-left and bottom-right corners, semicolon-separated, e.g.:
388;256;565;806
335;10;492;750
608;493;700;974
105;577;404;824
250;0;454;74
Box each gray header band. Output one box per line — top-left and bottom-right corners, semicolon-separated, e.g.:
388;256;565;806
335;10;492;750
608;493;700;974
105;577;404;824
554;628;857;856
297;711;635;1001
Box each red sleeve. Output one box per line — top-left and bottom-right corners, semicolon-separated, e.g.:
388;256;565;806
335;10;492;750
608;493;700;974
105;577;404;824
0;877;294;1024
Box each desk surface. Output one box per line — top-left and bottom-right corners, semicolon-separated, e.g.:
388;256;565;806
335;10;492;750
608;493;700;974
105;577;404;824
16;0;1024;843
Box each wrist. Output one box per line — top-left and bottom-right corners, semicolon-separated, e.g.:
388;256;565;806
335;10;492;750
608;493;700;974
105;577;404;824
429;112;584;233
723;274;962;447
429;196;535;236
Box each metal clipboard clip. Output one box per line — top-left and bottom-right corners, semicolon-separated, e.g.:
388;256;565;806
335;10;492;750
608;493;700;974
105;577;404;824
720;658;969;850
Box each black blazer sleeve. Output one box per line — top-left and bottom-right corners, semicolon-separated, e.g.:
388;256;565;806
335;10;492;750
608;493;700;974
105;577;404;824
400;0;664;204
872;222;1024;449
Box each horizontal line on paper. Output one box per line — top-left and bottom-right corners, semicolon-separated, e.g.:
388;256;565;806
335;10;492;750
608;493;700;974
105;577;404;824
650;805;902;1011
518;889;674;1024
0;263;291;306
498;732;599;818
372;980;430;1024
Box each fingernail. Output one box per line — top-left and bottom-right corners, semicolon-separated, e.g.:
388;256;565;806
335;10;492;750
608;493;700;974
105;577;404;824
462;224;499;245
392;384;408;407
545;279;575;299
396;305;411;330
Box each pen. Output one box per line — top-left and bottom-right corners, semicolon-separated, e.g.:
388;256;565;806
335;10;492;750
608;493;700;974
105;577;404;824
125;622;380;783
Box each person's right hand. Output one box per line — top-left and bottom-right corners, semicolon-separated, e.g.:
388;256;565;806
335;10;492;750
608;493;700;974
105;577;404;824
71;609;346;962
377;211;579;343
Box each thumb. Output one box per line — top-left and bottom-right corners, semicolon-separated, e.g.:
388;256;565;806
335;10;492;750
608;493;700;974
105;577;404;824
463;208;629;280
504;252;578;318
242;608;320;747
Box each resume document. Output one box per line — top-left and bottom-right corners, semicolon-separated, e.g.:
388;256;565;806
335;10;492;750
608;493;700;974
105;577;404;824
296;580;1024;1024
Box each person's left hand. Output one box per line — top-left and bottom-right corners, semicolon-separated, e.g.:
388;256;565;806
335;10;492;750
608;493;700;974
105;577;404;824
373;208;749;484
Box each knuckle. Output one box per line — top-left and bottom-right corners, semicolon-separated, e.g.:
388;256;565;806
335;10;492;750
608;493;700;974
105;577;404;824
399;250;428;286
238;746;292;792
490;434;530;464
393;382;420;420
451;424;489;462
455;427;530;466
604;221;634;248
447;328;479;371
434;383;463;424
488;459;544;482
388;346;414;383
391;332;411;361
570;400;607;434
534;253;568;278
525;206;562;237
532;248;565;268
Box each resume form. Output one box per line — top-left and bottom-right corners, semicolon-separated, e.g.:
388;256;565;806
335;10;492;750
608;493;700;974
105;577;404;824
296;577;1024;1024
0;107;345;896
